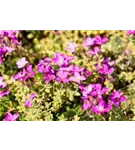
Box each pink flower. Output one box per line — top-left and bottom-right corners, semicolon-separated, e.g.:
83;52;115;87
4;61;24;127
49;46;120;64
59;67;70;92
25;93;36;108
94;35;108;45
82;100;92;111
3;112;19;121
92;99;112;115
66;42;78;53
0;89;9;98
69;72;86;84
88;47;101;56
108;91;126;107
52;53;74;67
25;100;32;108
56;70;69;83
13;65;36;81
82;37;95;47
16;57;28;68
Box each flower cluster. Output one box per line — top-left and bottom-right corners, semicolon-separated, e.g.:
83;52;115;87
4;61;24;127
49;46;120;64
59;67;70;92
0;30;20;64
1;32;128;120
83;35;108;56
13;64;36;81
79;84;126;114
95;58;115;75
36;52;90;84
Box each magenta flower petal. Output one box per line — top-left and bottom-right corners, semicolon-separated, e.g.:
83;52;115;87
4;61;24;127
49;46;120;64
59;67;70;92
25;100;32;108
29;93;36;100
12;113;19;120
82;100;92;111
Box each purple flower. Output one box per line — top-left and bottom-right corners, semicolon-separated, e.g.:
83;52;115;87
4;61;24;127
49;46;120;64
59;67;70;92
3;112;19;121
25;100;32;108
103;58;115;66
52;53;74;67
92;99;112;115
97;64;114;75
29;93;36;99
13;69;26;81
88;47;101;56
43;73;56;83
90;84;108;97
69;72;86;84
79;83;108;99
82;37;95;47
94;35;108;45
84;70;91;77
82;100;92;111
66;42;78;53
108;91;126;106
16;57;28;68
25;93;36;108
80;84;93;97
0;89;9;98
52;53;65;66
60;65;84;75
37;59;52;74
83;37;95;47
23;65;36;81
0;76;7;88
0;47;7;56
56;70;69;83
13;65;36;81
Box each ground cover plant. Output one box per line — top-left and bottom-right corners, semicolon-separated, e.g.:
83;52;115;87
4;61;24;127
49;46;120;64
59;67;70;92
1;30;135;121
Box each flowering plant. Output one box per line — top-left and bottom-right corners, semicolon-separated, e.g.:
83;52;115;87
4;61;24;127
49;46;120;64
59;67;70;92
0;30;135;121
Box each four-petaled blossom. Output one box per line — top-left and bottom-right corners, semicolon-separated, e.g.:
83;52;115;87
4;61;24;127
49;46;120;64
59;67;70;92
23;65;36;81
52;53;74;67
82;37;95;47
96;64;114;75
3;112;19;121
109;91;126;106
92;99;112;115
90;84;108;98
56;70;69;83
94;35;108;45
66;42;78;53
53;53;64;66
16;57;28;68
70;72;86;84
13;65;36;81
